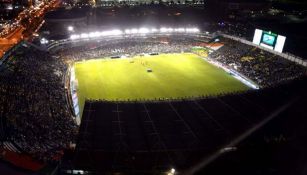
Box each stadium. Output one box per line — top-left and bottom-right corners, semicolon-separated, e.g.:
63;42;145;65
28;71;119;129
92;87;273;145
0;26;306;175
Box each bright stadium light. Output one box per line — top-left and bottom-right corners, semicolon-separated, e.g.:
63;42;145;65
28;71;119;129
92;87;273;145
70;34;80;40
99;29;122;36
125;29;131;34
67;26;74;32
89;32;99;38
193;28;200;32
100;31;108;36
186;28;192;32
186;27;200;33
151;28;158;33
175;28;185;32
69;26;200;41
80;33;89;38
160;27;168;33
139;27;150;34
110;29;123;35
160;27;173;33
131;28;138;34
95;31;102;37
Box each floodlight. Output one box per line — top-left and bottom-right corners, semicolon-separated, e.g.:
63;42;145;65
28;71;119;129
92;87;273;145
186;28;192;32
110;29;123;35
89;32;97;38
193;28;200;32
40;38;48;44
125;29;131;34
139;28;149;34
160;27;168;33
171;168;175;173
186;28;199;33
151;28;158;33
80;33;89;38
67;26;74;31
100;31;108;36
131;28;138;34
70;34;80;40
95;31;101;37
175;28;185;32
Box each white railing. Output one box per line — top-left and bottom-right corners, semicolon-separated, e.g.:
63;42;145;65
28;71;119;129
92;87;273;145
69;66;81;125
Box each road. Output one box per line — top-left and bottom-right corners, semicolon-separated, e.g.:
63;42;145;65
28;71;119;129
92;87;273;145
0;0;60;58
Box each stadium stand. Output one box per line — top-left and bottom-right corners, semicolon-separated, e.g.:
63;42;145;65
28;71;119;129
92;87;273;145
0;46;78;164
72;78;306;173
58;37;196;61
209;37;306;87
0;34;305;172
56;36;305;88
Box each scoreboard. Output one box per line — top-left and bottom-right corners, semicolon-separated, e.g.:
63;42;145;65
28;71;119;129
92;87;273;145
252;29;286;53
262;32;277;46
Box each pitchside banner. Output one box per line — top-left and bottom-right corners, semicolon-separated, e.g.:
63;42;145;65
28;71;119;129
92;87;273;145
252;29;286;53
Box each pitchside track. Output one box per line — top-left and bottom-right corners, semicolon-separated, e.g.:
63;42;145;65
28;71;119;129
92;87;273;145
74;53;249;113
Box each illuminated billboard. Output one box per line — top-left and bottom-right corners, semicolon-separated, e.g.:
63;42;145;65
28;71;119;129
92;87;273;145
262;32;277;46
252;29;286;53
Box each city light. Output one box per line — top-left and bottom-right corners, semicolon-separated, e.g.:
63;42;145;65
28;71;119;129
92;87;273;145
40;38;48;44
167;168;176;175
70;34;80;40
171;168;175;174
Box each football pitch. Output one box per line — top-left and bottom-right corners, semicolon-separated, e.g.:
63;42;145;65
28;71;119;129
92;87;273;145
74;53;249;112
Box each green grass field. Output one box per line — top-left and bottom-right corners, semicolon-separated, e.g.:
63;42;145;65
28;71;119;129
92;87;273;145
74;53;249;113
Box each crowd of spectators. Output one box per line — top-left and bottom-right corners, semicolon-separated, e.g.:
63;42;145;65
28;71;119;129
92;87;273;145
0;35;305;163
210;38;306;87
0;47;78;162
0;36;200;164
58;37;196;61
59;36;305;88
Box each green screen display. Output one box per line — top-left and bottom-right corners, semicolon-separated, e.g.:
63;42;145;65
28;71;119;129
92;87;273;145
261;33;277;46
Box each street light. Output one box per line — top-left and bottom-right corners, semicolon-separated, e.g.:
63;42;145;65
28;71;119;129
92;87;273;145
40;38;48;44
167;168;176;175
